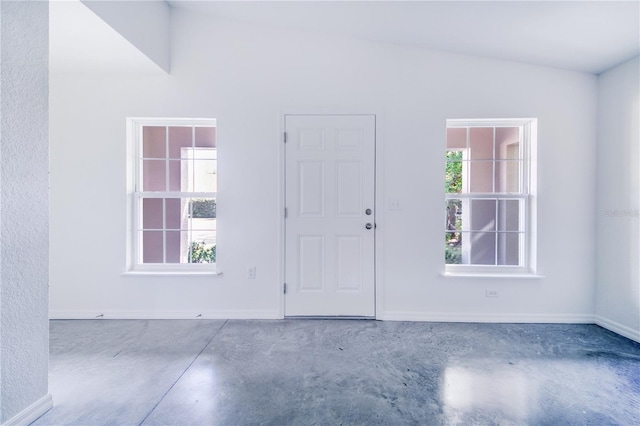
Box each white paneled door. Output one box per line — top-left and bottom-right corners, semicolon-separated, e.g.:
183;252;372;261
285;115;376;317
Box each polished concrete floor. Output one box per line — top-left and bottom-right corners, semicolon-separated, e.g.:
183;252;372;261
33;320;640;426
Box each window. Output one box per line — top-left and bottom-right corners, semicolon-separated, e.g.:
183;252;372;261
445;119;536;274
127;118;217;272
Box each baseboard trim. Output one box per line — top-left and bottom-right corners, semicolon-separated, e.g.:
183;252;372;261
48;310;640;342
378;311;595;324
49;310;282;320
594;315;640;343
2;394;53;426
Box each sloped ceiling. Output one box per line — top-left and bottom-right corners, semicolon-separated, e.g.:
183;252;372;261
51;0;640;75
49;0;165;73
80;0;170;73
168;0;640;75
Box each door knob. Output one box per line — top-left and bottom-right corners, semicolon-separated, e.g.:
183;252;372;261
365;223;373;230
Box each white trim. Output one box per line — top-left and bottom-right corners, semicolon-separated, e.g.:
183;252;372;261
378;311;594;324
126;117;218;271
373;113;386;319
49;310;281;320
445;118;537;273
445;193;527;200
278;111;286;319
47;311;640;342
441;271;544;279
137;192;217;198
595;315;640;343
279;108;386;320
121;270;222;276
127;117;217;127
447;118;536;128
2;394;53;426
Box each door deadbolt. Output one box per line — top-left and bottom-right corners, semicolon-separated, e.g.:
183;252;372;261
365;208;372;215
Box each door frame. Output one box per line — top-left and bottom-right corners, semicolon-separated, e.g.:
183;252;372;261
278;108;385;319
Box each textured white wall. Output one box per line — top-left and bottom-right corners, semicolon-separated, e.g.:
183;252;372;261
0;1;51;423
50;9;597;322
595;57;640;341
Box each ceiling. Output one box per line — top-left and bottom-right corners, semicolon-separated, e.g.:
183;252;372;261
52;1;640;75
50;0;162;73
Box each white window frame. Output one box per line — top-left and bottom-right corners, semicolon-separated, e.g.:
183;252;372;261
126;117;218;274
445;118;537;276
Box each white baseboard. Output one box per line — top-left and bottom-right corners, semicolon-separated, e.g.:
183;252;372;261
48;310;640;342
2;394;52;426
378;311;595;324
594;315;640;343
49;310;282;320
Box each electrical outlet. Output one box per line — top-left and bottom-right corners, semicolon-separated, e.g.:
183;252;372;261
485;290;499;298
247;266;256;279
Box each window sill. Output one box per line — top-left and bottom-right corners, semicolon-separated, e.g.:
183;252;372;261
441;271;544;279
122;269;222;277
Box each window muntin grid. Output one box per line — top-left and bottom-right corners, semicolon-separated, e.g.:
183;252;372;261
445;120;533;271
130;119;217;270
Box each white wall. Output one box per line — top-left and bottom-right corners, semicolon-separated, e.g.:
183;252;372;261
50;10;598;322
0;1;52;424
80;0;170;73
595;56;640;342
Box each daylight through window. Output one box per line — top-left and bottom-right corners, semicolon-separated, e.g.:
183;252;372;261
445;119;536;273
128;118;217;271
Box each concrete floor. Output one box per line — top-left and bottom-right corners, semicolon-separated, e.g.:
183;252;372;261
33;320;640;426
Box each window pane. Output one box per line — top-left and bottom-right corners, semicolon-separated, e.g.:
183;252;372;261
494;128;520;160
446;199;462;231
497;232;520;266
470;127;493;160
445;152;463;193
446;128;467;149
498;200;520;232
495;160;521;192
142;198;163;229
165;230;182;263
189;237;216;263
142;231;163;263
168;160;183;192
446;198;463;264
189;241;216;263
448;232;471;265
193;145;216;160
142;126;166;158
190;198;216;219
469;161;493;192
168;126;193;159
445;232;463;264
470;232;495;265
143;160;166;191
180;157;196;192
188;197;216;263
193;159;217;192
195;127;216;149
470;199;496;231
165;198;185;230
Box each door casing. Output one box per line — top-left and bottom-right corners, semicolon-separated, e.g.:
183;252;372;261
280;112;381;318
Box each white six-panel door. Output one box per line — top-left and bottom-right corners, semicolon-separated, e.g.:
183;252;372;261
285;115;375;317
